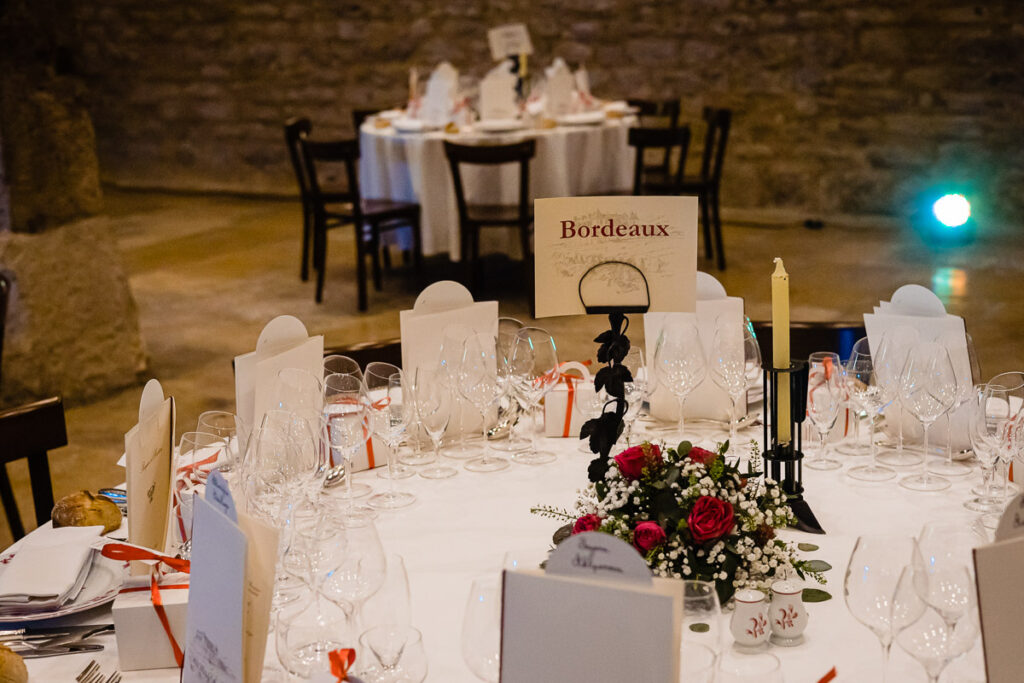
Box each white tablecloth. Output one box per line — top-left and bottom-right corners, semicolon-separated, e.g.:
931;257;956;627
17;421;989;681
359;119;637;260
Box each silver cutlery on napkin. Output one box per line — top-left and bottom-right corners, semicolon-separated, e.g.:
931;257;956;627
8;641;104;658
0;622;114;645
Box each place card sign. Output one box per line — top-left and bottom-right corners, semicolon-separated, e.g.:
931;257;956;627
487;23;533;61
974;533;1024;682
533;196;698;318
501;532;683;683
994;491;1024;542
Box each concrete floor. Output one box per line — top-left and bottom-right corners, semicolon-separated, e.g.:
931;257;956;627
4;189;1022;546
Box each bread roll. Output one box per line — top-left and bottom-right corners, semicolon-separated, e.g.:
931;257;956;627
51;490;122;535
0;644;27;683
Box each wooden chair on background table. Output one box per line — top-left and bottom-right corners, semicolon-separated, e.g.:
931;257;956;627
627;126;691;195
751;321;866;364
680;107;732;271
443;140;535;299
300;137;423;312
0;396;66;541
284;117;321;283
626;98;682;179
0;272;10;393
351;109;377;132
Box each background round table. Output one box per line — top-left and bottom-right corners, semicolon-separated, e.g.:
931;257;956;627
359;117;637;261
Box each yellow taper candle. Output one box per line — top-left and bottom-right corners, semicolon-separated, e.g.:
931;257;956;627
771;258;791;445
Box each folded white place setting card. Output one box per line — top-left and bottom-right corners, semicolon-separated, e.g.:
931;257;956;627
125;378;176;572
418;61;459;128
543;57;576;118
479;59;520;121
501;531;683;683
0;525;103;608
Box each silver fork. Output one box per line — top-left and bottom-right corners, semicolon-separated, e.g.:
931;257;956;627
76;660;99;682
105;672;122;683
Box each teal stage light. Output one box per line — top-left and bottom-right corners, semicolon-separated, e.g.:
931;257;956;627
932;193;971;228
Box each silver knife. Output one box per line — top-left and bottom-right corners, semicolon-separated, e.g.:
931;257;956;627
11;642;104;659
0;623;114;643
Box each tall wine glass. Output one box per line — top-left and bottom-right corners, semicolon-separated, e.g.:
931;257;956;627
898;342;958;492
804;351;843;471
272;367;324;420
365;364;416;510
324;354;363;381
174;431;225;556
843;534;916;682
195;411;247;479
462;577;501;682
438;324;477;459
681;580;723;658
845;338;896;481
323;373;376;520
978;371;1024;527
460;333;511;472
492;320;528;453
874;326;924;468
413;367;458;479
509;327;560;466
320;517;387;633
654;319;707;443
965;383;1004;513
913;524;979;632
276;590;354;680
930;329;977;477
708;316;750;443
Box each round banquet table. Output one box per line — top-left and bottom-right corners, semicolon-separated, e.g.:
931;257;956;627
359;117;637;261
18;422;988;682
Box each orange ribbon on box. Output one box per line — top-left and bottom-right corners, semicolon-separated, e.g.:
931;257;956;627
101;543;191;667
817;667;838;683
330;648;356;681
559;374;578;438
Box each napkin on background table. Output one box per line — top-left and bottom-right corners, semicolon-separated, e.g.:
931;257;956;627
543;57;576;118
479;59;519;121
419;61;459;127
0;525;103;608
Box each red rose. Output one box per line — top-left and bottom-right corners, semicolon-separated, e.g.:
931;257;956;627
614;443;663;480
572;514;602;535
687;496;735;544
688;446;718;467
633;521;667;552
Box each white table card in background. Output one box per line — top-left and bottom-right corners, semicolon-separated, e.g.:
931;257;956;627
125;378;176;572
532;195;698;318
479;60;519;121
487;23;533;61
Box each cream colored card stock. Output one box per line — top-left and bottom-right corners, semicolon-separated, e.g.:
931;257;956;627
125;379;175;572
974;495;1024;683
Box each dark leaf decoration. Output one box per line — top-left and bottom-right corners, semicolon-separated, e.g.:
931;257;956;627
553;524;573;546
587;455;610;483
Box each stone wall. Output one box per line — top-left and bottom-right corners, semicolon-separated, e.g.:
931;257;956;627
70;0;1024;226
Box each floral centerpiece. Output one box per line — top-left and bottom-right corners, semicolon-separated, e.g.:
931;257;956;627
533;440;825;604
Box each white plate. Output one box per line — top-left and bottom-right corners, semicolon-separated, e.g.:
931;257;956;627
0;550;125;623
475;118;525;133
391;118;442;134
603;101;639;115
556;111;606;126
377;109;404;121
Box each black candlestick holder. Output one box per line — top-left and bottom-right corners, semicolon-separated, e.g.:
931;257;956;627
762;360;825;534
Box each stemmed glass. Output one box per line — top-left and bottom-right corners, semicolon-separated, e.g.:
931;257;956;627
272;367;324;419
361;554;411;630
460;333;511;472
324;354;363;381
898;342;958;492
174;431;226;556
462;577;501;682
681;580;723;659
845;338;896;481
976;373;1024;526
358;625;428;682
509;327;560;466
964;383;1005;513
874;326;924;468
913;523;978;633
620;347;647;445
804;352;843;470
843;534;916;682
491;319;528;453
708;316;753;444
195;411;247;479
654;319;707;443
320;517;387;634
574;378;606;452
412;367;458;479
365;364;416;510
438;324;478;459
929;329;978;477
323;373;376;520
276;589;354;680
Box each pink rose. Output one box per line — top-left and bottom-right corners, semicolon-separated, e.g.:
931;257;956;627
688;446;718;467
614;443;663;480
688;496;735;544
572;514;602;535
633;521;667;552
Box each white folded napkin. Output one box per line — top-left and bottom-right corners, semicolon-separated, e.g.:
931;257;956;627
479;59;519;121
544;58;576;117
419;62;459;127
0;525;103;608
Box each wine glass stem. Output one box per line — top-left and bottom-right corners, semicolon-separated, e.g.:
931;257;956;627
945;411;954;465
345;449;355;514
531;403;541;454
480;407;490;463
819;430;828;462
676;396;686;442
869;414;878;469
880;639;892;683
729;394;739;443
921;423;931;484
897;402;904;454
387;444;397;498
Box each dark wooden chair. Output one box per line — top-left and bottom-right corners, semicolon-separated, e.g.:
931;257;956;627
284;118;318;283
351;109;377;133
300;137;423;312
751;321;866;364
443;140;535;297
627;126;691;195
626;99;682;178
0;397;66;541
680;107;732;271
0;272;10;394
324;338;402;370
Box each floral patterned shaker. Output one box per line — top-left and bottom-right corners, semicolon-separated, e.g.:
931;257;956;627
769;579;808;646
730;589;770;650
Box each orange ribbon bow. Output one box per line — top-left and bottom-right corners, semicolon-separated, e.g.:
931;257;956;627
101;543;191;667
330;648;356;681
817;667;838;683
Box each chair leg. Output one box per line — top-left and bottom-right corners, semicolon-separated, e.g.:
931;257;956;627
711;187;726;271
410;211;424;287
300;211;312;282
382;245;392;271
699;189;713;261
355;228;369;312
313;218;327;304
369;225;383;292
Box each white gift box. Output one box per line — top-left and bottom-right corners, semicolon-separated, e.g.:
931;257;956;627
113;572;189;671
544;362;596;438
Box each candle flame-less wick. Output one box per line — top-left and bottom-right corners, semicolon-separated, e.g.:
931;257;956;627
772;257;788;278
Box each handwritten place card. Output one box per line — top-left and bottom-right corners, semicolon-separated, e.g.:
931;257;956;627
974;498;1024;683
487;23;533;61
533;196;698;318
125;379;175;573
501;532;683;683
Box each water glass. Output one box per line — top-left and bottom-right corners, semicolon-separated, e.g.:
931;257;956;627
462;577;501;682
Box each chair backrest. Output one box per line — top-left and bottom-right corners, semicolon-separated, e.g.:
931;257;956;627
751;321;866;364
324;338;402;370
627;126;691;195
626;98;681;131
284;117;313;201
300;137;361;220
699;107;732;184
0;396;66;540
443;140;536;228
351;109;377;133
0;272;10;393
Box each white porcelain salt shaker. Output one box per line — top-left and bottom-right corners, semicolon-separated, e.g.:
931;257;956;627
729;588;770;651
769;579;808;646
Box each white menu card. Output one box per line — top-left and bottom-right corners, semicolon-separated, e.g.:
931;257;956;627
487;23;533;61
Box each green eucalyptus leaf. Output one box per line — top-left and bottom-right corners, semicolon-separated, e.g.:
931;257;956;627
804;560;833;573
802;588;832;602
688;623;710;633
797;543;820;552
